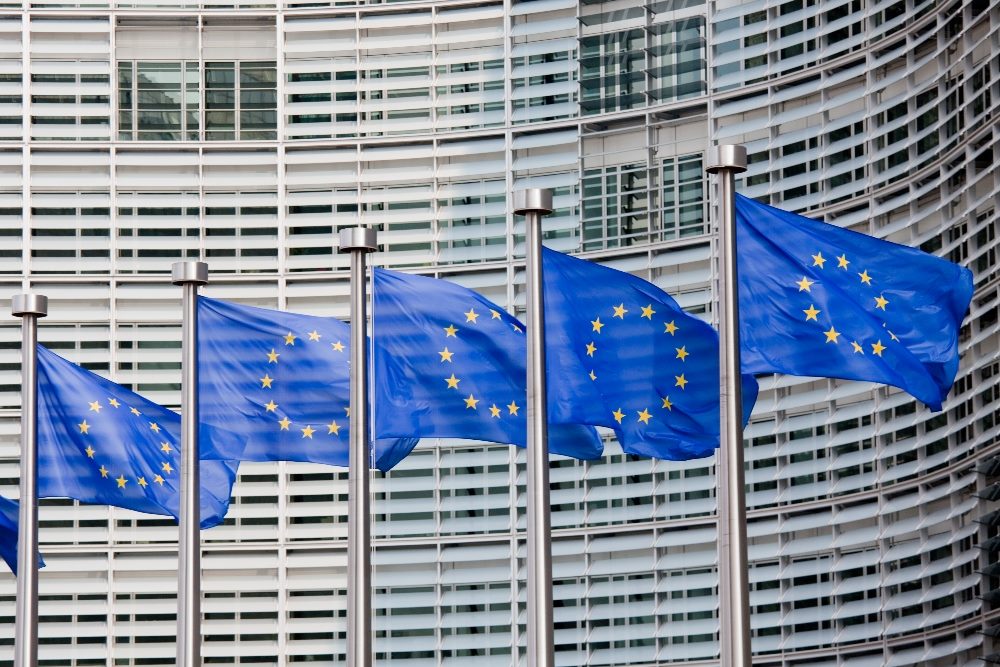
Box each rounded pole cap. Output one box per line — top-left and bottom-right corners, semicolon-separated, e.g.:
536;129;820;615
513;189;553;216
338;227;378;253
171;261;208;286
706;144;748;174
12;294;47;318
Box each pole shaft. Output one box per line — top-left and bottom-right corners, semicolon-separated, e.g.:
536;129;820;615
347;246;372;667
14;313;39;667
523;205;554;667
175;265;205;667
713;154;751;667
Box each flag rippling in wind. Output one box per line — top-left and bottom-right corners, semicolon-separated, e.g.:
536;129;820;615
542;247;759;460
372;268;604;460
197;297;417;471
36;345;238;529
0;495;42;574
735;194;974;410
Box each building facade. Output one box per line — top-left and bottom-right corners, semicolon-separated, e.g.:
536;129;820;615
0;0;997;664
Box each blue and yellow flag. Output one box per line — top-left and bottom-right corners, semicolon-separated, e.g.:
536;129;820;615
372;268;604;460
36;345;238;529
0;495;43;574
197;297;417;471
736;194;974;410
543;248;758;460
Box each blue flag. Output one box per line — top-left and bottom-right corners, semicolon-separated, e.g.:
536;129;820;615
36;345;238;529
0;495;43;574
372;268;604;460
197;297;417;471
735;194;974;410
542;247;758;460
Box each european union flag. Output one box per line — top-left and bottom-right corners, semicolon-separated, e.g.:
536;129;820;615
372;268;604;460
736;194;974;410
0;495;43;574
36;345;238;529
543;248;759;460
197;297;416;471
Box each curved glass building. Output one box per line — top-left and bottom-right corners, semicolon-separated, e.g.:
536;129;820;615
0;0;997;664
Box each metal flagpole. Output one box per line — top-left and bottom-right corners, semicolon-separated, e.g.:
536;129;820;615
706;144;751;667
339;227;377;667
12;293;47;667
513;188;554;667
172;260;208;667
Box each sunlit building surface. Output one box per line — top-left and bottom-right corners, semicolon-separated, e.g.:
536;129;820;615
0;0;997;664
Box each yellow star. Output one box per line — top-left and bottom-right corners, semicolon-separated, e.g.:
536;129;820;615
327;421;340;435
464;394;479;409
116;475;128;489
444;324;458;337
871;340;886;356
586;342;597;357
874;295;889;310
811;251;826;268
490;309;502;320
612;408;625;423
445;374;460;389
108;398;120;408
637;409;652;424
588;370;597;381
676;346;688;361
858;270;872;285
88;401;102;413
796;276;815;292
851;341;864;354
803;304;821;321
664;321;678;335
345;407;350;416
439;348;454;363
137;477;147;488
160;442;172;454
507;401;519;416
675;374;688;389
332;341;345;352
308;330;321;341
511;324;523;333
99;465;109;478
153;474;164;486
279;417;291;431
130;407;141;416
78;420;90;434
888;330;899;342
149;422;160;433
591;317;604;333
301;425;315;439
640;304;655;320
837;254;849;269
260;374;274;389
267;349;280;363
284;332;297;345
264;400;278;413
161;462;173;474
489;404;501;418
661;396;672;410
824;326;841;343
612;303;628;319
85;445;95;458
464;308;479;323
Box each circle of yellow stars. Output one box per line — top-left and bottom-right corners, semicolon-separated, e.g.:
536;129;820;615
798;250;897;357
259;329;349;439
586;301;689;428
78;397;174;492
439;307;523;420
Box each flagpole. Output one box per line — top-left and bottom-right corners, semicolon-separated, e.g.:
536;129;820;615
12;293;47;667
706;144;751;667
172;260;208;667
339;227;377;667
513;188;554;667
